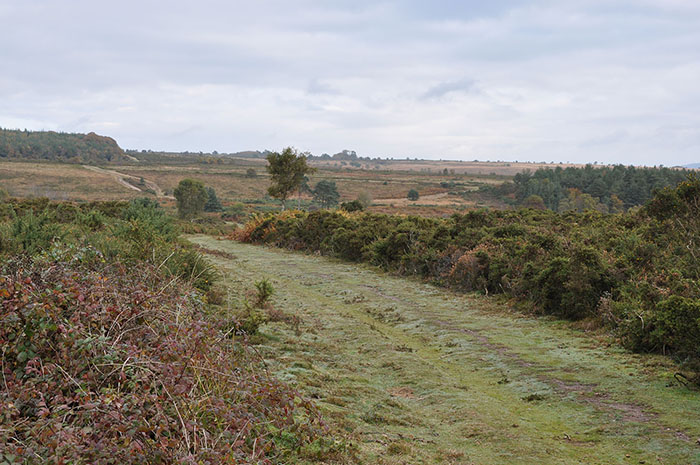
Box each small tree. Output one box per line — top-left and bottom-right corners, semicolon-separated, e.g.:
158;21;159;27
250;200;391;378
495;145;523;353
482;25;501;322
407;189;419;201
174;179;208;219
313;180;340;208
204;187;223;212
245;168;257;178
266;147;316;210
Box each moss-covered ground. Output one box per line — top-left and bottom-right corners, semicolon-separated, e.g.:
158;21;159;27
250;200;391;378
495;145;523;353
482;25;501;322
189;235;700;465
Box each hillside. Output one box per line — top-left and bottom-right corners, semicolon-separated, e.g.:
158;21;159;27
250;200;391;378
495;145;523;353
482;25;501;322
0;128;126;163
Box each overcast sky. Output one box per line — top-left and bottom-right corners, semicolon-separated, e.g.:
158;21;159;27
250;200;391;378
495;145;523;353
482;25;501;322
1;1;699;165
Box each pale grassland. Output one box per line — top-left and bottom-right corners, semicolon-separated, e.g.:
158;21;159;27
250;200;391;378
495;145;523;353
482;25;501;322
114;163;487;202
190;235;700;465
0;161;143;200
310;159;587;176
0;158;513;214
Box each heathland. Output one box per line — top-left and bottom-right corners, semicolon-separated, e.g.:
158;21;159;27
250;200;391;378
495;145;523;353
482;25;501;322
1;132;699;463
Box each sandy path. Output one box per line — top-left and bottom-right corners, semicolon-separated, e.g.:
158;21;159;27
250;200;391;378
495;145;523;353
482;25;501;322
375;192;468;206
82;165;174;199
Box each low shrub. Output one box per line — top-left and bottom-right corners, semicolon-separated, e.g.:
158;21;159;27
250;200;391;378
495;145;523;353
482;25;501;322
0;252;326;463
10;210;64;255
340;200;364;212
0;199;342;462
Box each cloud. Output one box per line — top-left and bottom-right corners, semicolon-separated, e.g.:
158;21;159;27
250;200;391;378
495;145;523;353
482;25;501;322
421;79;478;100
306;79;340;95
0;0;699;165
579;130;629;148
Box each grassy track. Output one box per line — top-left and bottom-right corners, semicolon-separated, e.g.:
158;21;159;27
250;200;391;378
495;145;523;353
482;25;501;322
189;235;700;465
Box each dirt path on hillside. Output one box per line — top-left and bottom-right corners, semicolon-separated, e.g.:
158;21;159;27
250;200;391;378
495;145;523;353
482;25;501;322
189;236;700;465
375;192;465;206
82;165;174;199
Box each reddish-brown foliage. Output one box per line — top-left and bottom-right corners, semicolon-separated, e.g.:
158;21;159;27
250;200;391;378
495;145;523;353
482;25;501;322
0;251;325;463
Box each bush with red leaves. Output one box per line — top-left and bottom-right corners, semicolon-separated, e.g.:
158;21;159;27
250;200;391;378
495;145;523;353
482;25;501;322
0;248;334;463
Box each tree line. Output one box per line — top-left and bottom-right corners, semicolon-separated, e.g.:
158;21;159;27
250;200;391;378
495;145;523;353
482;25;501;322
0;128;126;163
506;164;694;212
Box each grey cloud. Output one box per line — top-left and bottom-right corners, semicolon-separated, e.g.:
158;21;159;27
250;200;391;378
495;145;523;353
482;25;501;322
579;130;629;148
307;79;340;95
421;79;478;100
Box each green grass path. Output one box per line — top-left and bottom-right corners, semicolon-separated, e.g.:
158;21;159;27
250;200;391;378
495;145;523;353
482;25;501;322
188;235;700;465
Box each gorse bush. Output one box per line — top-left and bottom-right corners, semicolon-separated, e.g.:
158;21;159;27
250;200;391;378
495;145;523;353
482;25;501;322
0;197;212;292
0;197;129;222
76;208;107;231
237;176;700;370
254;278;275;307
9;209;63;255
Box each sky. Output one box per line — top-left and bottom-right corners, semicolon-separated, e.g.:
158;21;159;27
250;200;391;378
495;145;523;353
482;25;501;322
1;0;699;165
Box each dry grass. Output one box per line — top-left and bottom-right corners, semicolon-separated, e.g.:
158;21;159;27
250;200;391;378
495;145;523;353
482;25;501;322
310;159;589;176
0;161;143;200
0;157;546;214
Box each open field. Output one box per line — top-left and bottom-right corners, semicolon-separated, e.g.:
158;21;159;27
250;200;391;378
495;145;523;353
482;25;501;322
0;161;147;201
309;159;591;176
82;165;173;198
3;157;688;216
113;162;502;202
0;159;512;215
190;235;700;465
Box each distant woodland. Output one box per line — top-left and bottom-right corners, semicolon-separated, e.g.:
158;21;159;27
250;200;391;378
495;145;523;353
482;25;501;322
481;164;694;212
0;128;125;163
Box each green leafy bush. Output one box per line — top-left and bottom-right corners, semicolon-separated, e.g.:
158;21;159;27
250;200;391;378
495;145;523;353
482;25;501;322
340;200;364;212
10;210;63;255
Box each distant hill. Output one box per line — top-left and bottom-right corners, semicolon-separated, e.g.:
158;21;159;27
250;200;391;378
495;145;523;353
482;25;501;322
685;163;700;169
0;128;126;163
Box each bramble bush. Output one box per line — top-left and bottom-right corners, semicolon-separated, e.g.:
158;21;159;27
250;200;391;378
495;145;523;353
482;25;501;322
0;198;344;462
0;252;327;463
237;176;700;373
